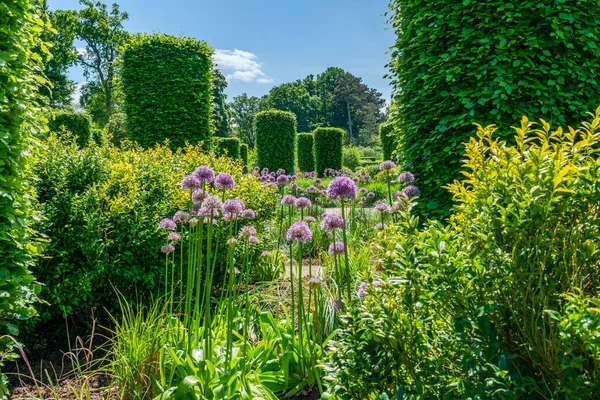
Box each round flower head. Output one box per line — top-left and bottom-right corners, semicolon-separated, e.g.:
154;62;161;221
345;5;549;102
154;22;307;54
168;232;181;242
161;244;175;254
306;185;318;194
159;218;177;230
403;185;421;199
286;221;312;242
291;175;297;181
222;199;245;216
239;225;257;238
315;196;321;203
304;216;316;223
222;213;237;222
379;160;397;170
173;211;190;222
281;194;297;206
253;166;260;173
398;171;415;184
188;217;198;227
308;276;324;288
261;250;272;258
227;237;238;248
294;197;312;209
181;175;201;191
276;168;286;176
291;182;299;190
193;166;215;183
367;192;375;199
261;168;269;176
248;236;259;245
357;282;368;298
321;213;345;231
276;174;289;185
241;209;255;219
327;177;357;201
214;173;235;190
374;223;388;231
315;178;322;185
374;202;391;213
192;189;206;203
359;187;367;194
201;196;222;211
358;198;365;205
328;241;345;256
352;177;359;183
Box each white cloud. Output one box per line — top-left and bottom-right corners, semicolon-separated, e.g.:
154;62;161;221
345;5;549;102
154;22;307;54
76;47;87;57
214;49;273;84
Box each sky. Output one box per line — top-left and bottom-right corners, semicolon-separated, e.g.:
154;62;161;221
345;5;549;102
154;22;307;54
48;0;395;102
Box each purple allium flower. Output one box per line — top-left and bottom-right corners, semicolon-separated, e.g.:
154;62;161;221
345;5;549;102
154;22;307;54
358;197;365;205
203;217;218;224
291;175;297;181
333;298;343;311
161;244;175;254
367;192;375;199
352;177;359;183
286;221;312;242
398;171;415;184
239;225;257;238
294;197;312;209
357;282;368;298
173;211;190;222
379;160;397;170
214;173;235;190
306;186;318;194
374;202;391;213
321;213;345;231
241;209;255;219
328;241;345;256
261;250;272;258
276;175;289;185
188;217;198;227
315;178;322;185
276;168;286;176
308;276;324;288
392;190;402;200
227;237;238;248
304;216;316;223
403;185;420;199
253;166;260;172
291;182;299;190
181;175;201;191
372;280;383;288
374;223;387;231
248;236;259;244
327;177;357;201
261;168;269;175
159;218;177;230
222;199;245;216
222;213;237;221
168;232;181;242
192;189;206;203
315;196;321;203
201;196;222;211
359;187;367;194
193;166;215;183
281;194;297;205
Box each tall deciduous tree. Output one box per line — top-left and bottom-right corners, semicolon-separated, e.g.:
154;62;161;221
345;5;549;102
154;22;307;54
230;93;263;148
263;82;319;132
212;67;232;137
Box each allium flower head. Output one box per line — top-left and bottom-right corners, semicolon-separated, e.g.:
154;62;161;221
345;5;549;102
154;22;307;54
306;186;318;194
261;168;269;176
214;173;235;190
367;192;375;199
308;276;324;288
352;177;359;183
192;189;206;203
379;160;397;170
161;244;175;254
327;177;357;201
398;171;415;184
173;211;190;222
328;241;345;256
321;213;345;231
168;232;181;242
304;216;316;223
181;175;201;191
193;166;215;183
241;209;255;219
248;236;259;244
227;237;238;248
239;225;257;238
294;197;312;209
403;185;421;199
188;217;198;227
315;178;322;185
276;175;289;185
159;218;177;230
261;250;272;258
374;202;391;213
286;221;312;242
276;168;286;176
201;196;222;211
281;194;297;205
359;187;367;193
222;199;245;216
357;282;368;298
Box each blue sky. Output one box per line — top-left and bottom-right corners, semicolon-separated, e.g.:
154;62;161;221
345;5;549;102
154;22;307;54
48;0;394;102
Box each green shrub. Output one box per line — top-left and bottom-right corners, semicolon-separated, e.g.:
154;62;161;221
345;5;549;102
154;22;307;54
48;111;92;147
297;133;315;172
357;146;378;160
314;127;344;177
105;111;128;145
254;109;297;173
240;143;248;173
121;34;214;149
378;122;395;162
342;146;361;171
215;137;241;159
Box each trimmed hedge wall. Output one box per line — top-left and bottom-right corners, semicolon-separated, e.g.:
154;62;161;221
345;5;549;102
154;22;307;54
297;133;315;172
254;110;297;174
314;127;344;177
379;122;396;162
48;111;92;147
216;137;241;159
121;34;214;149
240;143;248;173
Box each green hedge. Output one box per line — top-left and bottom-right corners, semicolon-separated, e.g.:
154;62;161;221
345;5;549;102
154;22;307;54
240;143;248;173
378;122;396;162
121;34;214;149
48;111;92;147
216;137;241;159
314;127;344;177
388;0;600;219
254;110;297;173
297;133;315;172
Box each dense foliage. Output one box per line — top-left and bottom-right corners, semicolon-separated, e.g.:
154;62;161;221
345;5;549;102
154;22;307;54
215;137;241;159
254;110;297;173
240;143;248;172
296;133;315;172
314;127;344;177
47;111;92;147
378;121;395;162
121;33;213;149
387;0;600;219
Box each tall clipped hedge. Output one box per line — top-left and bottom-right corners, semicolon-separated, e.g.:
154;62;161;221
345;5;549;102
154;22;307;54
379;122;396;162
0;0;44;364
314;127;344;177
121;34;214;149
297;133;315;172
254;110;297;174
48;111;92;147
240;143;248;173
216;137;241;159
388;0;600;219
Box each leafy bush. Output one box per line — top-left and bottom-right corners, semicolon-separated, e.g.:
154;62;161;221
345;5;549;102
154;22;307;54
342;146;361;171
30;134;277;322
215;137;241;159
314;127;344;177
297;132;315;172
378;122;395;162
105;111;128;145
121;34;214;149
240;143;248;173
254;109;297;173
47;111;92;147
387;0;600;219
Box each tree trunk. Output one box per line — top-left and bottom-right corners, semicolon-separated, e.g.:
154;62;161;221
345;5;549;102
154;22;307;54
346;100;353;139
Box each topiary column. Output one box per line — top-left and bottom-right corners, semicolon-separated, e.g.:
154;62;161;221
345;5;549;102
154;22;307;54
254;110;297;174
216;137;241;159
240;143;249;173
314;127;344;177
121;33;214;149
297;133;315;172
379;122;396;162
